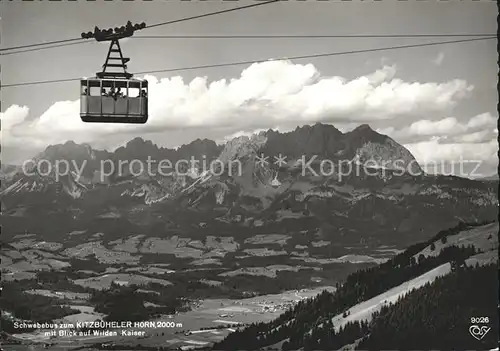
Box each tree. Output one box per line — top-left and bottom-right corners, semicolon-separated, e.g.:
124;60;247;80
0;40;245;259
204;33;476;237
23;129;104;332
441;236;447;244
418;254;426;264
451;255;466;272
430;243;436;251
456;255;466;269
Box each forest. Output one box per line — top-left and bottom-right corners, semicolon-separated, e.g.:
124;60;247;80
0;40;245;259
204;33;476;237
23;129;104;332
357;262;498;350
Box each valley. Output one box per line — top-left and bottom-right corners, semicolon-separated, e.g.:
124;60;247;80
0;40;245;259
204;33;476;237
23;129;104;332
6;286;337;350
0;225;386;350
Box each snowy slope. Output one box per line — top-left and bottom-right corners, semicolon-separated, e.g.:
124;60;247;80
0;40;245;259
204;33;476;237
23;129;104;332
331;263;451;332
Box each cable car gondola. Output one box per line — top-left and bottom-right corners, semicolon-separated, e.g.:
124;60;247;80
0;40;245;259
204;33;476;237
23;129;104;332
80;21;148;124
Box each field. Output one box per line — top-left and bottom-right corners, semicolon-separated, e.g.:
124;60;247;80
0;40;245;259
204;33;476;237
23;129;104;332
10;286;335;350
0;228;398;350
72;273;173;290
415;222;498;260
24;289;91;300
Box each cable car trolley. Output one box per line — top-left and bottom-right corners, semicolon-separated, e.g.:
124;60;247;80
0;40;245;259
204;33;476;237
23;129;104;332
80;21;148;124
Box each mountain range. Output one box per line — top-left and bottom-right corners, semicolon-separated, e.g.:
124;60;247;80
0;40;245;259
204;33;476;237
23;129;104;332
1;122;497;249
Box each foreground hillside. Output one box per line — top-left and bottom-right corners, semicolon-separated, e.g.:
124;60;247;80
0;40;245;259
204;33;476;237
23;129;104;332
356;262;498;350
213;221;498;350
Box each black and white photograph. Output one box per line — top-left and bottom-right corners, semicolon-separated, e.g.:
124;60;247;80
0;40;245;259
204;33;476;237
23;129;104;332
1;1;499;350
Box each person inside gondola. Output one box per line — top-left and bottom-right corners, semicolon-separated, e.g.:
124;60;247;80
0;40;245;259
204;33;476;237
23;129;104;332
116;87;124;98
140;89;147;98
82;88;88;95
101;88;107;96
108;87;116;98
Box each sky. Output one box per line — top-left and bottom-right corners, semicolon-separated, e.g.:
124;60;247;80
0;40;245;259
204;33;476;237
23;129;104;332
1;0;498;177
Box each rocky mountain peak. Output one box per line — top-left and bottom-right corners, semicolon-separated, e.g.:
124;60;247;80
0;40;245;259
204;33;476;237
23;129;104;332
176;138;222;162
41;140;98;160
260;122;343;159
343;126;422;174
218;133;268;164
353;123;373;132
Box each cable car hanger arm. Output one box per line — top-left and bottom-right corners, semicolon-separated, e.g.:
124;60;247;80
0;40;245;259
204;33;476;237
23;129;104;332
81;21;146;79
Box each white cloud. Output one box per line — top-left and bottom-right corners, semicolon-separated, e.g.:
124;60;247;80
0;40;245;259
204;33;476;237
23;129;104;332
408;117;459;136
378;112;496;140
2;61;474;157
380;112;498;174
405;138;497;164
376;126;396;136
1;105;28;133
433;52;445;66
466;112;496;129
451;130;493;143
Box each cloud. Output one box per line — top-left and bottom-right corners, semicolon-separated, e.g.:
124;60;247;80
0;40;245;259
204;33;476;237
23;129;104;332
1;105;28;133
449;129;495;144
377;112;497;142
432;52;445;66
2;61;475;159
466;112;496;129
405;138;497;164
1;101;143;149
378;111;498;176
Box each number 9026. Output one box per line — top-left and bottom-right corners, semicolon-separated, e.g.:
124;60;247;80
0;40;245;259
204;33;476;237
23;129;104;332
471;317;489;324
